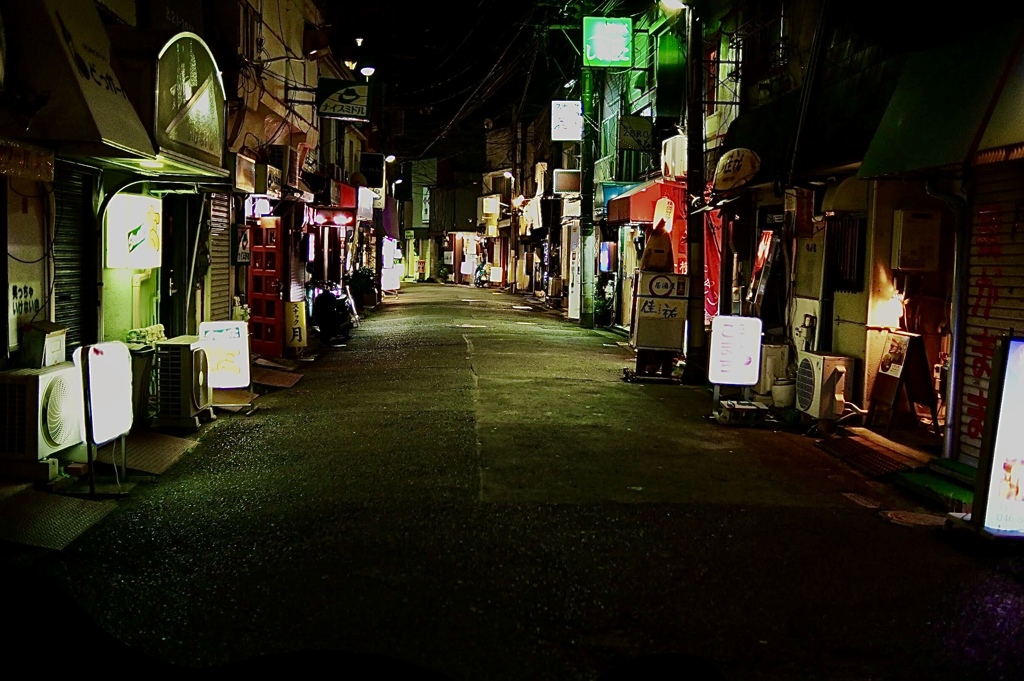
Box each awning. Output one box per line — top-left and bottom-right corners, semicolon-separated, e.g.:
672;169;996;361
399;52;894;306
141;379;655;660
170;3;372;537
718;91;799;189
1;0;156;162
858;21;1024;178
607;178;686;225
977;40;1024;160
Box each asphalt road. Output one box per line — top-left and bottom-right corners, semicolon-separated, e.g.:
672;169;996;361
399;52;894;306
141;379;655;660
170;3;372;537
3;283;1023;680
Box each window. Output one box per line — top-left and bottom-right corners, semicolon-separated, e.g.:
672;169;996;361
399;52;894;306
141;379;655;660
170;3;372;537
705;44;719;116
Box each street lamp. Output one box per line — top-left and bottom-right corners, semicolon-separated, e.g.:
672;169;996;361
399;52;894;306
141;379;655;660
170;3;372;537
360;65;375;80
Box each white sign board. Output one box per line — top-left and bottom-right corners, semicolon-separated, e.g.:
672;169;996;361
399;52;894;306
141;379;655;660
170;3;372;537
199;321;251;389
983;337;1024;537
551;100;583;142
708;316;763;386
105;194;162;269
75;342;133;446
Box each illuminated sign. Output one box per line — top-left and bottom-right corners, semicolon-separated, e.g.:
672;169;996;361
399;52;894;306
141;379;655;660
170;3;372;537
583;17;633;68
198;320;250;389
316;78;370;123
105;194;162;269
156;33;226;170
286;302;307;348
551;100;583;141
75;342;133;446
653;196;676;233
980;337;1024;537
708;315;763;386
714;148;761;191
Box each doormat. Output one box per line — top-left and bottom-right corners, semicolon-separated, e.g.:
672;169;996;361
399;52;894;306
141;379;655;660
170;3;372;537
95;429;198;475
253;367;303;388
816;435;924;479
0;489;116;550
255;357;302;372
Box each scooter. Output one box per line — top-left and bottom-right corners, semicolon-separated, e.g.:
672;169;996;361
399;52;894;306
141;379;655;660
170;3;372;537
306;280;356;345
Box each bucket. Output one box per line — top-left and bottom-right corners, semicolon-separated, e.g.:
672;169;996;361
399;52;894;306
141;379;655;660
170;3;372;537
771;378;795;408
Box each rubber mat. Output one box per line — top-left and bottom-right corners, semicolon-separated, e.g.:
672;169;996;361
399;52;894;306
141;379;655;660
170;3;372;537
95;429;198;475
816;435;924;479
252;366;303;388
0;489;116;550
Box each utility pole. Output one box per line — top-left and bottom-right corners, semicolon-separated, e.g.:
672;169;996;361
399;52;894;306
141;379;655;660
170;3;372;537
682;3;708;384
580;64;596;329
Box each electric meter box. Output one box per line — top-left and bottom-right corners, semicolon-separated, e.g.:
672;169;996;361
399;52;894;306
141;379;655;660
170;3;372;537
891;209;941;271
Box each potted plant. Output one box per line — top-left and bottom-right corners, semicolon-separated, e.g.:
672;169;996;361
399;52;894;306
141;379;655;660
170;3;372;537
435;263;451;283
348;266;377;310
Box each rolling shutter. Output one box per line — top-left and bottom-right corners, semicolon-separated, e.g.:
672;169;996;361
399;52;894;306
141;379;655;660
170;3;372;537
959;164;1024;466
52;161;99;359
208;192;232;321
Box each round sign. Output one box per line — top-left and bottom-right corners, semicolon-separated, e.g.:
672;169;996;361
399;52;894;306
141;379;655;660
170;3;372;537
714;148;761;191
648;274;675;297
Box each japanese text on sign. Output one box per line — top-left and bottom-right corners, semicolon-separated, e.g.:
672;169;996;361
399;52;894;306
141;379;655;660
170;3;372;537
638;299;683;319
966;206;1005;441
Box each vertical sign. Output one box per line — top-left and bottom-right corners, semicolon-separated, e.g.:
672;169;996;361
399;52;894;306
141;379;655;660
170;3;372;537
286;301;307;348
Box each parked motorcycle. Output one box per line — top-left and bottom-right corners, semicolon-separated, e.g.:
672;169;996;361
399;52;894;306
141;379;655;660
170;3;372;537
306;280;357;344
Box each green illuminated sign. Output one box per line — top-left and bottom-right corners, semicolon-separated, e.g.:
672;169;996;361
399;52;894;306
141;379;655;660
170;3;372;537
583;17;633;68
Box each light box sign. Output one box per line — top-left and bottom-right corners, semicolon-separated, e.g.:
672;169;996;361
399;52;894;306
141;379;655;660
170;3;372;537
105;194;162;269
551;100;583;141
708;316;763;386
286;302;307;348
198;321;251;389
583;17;633;68
980;337;1024;537
74;342;133;446
316;79;370;123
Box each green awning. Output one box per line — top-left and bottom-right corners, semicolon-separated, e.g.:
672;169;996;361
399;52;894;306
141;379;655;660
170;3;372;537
858;22;1024;178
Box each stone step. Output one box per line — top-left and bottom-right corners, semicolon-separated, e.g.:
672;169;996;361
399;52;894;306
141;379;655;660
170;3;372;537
893;470;974;513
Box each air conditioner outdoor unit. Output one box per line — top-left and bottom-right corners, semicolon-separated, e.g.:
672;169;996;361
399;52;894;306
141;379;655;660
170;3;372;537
796;351;852;420
152;336;212;429
0;362;84;460
268;144;300;189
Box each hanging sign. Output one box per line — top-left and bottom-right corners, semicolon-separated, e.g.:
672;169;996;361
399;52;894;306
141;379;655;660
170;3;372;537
105;194;162;269
583;17;633;67
315;78;370;123
653;196;676;233
551;100;583;141
714;148;761;191
198;320;251;389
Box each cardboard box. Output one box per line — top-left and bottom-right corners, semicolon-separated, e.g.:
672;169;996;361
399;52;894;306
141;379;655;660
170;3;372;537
20;321;66;368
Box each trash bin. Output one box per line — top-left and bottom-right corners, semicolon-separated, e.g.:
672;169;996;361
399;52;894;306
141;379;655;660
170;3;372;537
127;343;155;424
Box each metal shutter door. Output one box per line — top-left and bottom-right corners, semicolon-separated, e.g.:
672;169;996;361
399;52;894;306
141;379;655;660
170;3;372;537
208;193;232;321
959;164;1024;466
52;161;98;359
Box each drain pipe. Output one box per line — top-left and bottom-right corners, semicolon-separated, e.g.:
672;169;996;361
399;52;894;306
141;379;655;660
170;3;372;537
925;179;967;460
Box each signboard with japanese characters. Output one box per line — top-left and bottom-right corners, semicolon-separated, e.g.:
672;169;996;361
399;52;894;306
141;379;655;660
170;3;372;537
286;301;307;348
316;79;370;123
630;272;689;351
